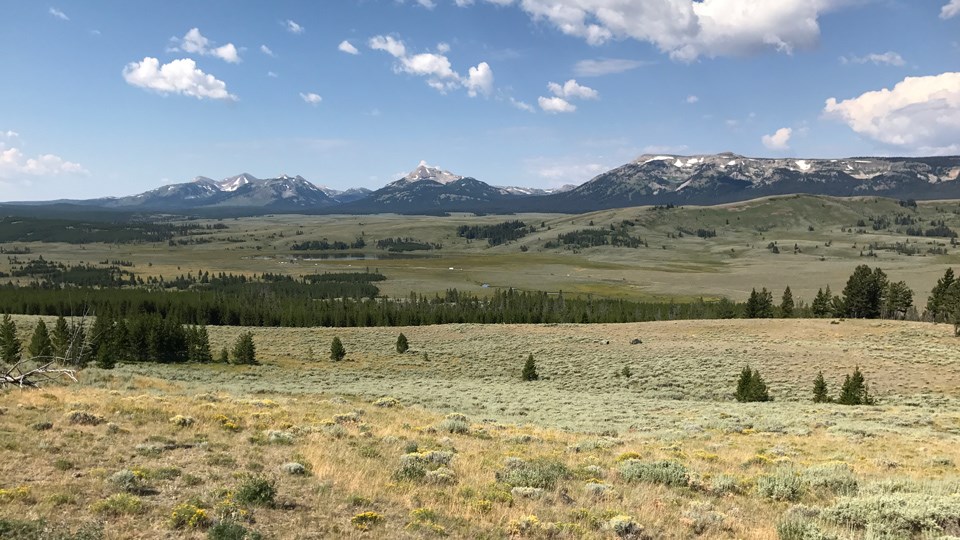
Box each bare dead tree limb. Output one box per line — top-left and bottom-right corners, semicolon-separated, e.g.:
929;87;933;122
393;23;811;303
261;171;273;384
1;357;77;389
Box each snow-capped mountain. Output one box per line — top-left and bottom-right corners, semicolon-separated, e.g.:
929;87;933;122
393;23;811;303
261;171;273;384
397;161;464;185
544;153;960;211
497;184;578;196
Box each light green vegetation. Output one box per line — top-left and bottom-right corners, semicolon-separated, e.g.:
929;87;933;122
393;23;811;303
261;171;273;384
3;195;960;303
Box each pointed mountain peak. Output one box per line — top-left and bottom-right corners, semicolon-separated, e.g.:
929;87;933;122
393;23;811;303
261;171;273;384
402;161;463;185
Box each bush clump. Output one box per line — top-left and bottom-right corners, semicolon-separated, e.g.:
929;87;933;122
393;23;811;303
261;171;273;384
373;396;401;408
233;476;276;507
169;415;194;427
170;503;211;530
802;463;859;496
91;493;143;516
207;521;262;540
395;450;455;481
758;467;807;502
350;511;384;531
606;515;645;539
618;459;689;487
108;469;148;494
497;457;570;489
280;462;307;475
66;410;103;426
437;413;470;434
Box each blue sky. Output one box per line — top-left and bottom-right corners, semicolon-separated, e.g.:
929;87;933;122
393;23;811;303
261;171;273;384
1;0;958;201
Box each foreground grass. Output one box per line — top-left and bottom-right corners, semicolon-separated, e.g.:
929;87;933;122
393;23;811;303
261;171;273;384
2;319;960;538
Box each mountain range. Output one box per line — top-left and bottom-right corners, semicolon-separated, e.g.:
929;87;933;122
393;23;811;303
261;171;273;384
4;155;959;216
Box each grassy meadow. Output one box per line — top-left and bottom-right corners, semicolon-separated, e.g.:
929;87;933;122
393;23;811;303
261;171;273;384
3;196;960;538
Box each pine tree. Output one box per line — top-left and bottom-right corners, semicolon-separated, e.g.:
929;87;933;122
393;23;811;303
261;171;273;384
330;336;346;361
812;371;830;403
812;287;831;318
232;332;257;365
735;366;754;402
780;286;795;318
884;281;913;320
0;314;21;364
838;366;874;405
396;333;409;354
521;354;539;381
927;268;955;322
217;347;229;363
842;265;888;318
735;366;771;402
51;316;71;358
27;319;54;359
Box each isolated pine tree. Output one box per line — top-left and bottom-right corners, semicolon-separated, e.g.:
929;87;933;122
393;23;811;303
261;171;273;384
838;366;873;405
0;314;21;363
521;354;539;381
396;333;409;354
232;332;257;365
27;319;54;359
735;366;753;402
780;287;795;318
812;371;830;403
330;336;346;361
735;366;771;402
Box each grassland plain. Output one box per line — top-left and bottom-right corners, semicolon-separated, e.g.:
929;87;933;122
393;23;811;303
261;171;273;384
3;316;960;538
3;195;960;303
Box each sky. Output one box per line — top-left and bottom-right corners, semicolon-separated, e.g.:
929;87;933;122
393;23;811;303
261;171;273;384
0;0;958;201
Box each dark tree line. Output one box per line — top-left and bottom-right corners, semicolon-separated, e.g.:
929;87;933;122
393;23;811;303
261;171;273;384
457;220;532;246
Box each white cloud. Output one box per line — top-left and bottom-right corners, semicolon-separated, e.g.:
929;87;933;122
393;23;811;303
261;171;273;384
572;58;648;76
338;40;359;55
285;20;304;34
463;0;854;61
300;92;323;105
171;28;241;63
530;159;607;183
538;96;576;113
48;7;68;20
417;0;437;8
840;51;905;67
942;0;960;19
436;42;451;53
509;97;535;112
369;35;407;58
466;62;494;97
368;34;494;97
123;57;237;101
642;144;690;154
761;127;793;150
267;71;278;78
0;135;87;182
686;95;699;104
824;72;960;155
548;79;598;100
260;45;275;57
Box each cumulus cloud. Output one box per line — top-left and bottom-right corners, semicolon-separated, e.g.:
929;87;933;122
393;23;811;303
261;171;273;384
300;92;322;105
170;28;241;63
761;127;793;150
285;19;304;34
123;57;237;101
839;51;905;67
509;97;535;112
338;40;359;55
48;7;68;20
538;96;576;113
460;0;854;61
942;0;960;19
824;72;960;155
368;34;494;97
0;134;87;182
573;58;648;77
686;95;699;104
548;79;598;100
261;45;275;57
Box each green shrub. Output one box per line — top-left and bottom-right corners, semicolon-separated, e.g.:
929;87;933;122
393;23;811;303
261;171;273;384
108;469;147;494
396;333;409;354
822;493;960;536
233;476;276;507
91;493;143;516
618;459;689;487
170;503;211;529
777;518;837;540
606;515;643;538
802;463;858;496
207;521;262;540
330;337;346;361
437;413;470;434
758;467;807;502
351;511;384;531
497;457;569;489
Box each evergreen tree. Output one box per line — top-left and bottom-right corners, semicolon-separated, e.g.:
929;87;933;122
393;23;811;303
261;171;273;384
0;314;21;364
780;286;795;318
51;315;71;358
232;332;257;365
927;268;955;322
330;336;346;361
395;332;409;354
27;319;54;359
187;326;213;363
812;287;832;318
735;366;771;402
521;354;539;381
744;289;760;318
217;347;229;363
812;371;830;403
842;265;888;318
883;281;913;320
838;366;874;405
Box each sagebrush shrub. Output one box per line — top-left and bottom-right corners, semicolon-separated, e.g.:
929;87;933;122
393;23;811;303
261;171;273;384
618;459;689;487
497;457;569;489
233;476;276;506
758;467;807;502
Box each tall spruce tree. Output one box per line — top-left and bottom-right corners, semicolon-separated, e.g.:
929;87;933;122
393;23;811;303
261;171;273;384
927;268;955;322
813;371;830;403
51;316;71;358
521;354;539;381
0;314;21;364
842;265;888;319
812;287;832;318
232;332;257;365
330;337;346;362
396;333;409;354
780;286;795;318
884;281;913;320
27;319;54;359
735;366;771;402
